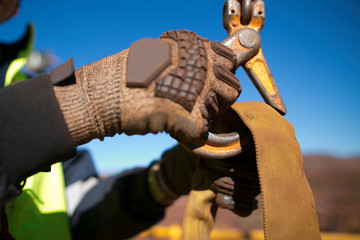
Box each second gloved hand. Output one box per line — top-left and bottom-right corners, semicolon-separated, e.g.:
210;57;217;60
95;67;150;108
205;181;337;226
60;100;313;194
147;144;260;218
53;30;241;145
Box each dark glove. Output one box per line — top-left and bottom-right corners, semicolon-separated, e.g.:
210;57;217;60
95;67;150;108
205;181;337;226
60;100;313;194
53;30;240;146
147;144;260;217
147;145;197;205
210;145;260;217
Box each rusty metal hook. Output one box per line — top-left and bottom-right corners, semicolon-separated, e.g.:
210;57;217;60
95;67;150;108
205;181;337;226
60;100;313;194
184;0;286;159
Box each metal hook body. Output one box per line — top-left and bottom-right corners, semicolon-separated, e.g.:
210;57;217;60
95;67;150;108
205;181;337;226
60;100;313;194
185;0;286;159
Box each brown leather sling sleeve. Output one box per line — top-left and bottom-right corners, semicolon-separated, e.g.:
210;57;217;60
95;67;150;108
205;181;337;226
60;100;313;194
183;101;321;240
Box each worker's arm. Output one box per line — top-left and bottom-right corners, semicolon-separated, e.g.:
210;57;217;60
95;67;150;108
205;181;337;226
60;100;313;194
0;30;240;205
66;143;259;240
0;74;76;205
68;166;166;239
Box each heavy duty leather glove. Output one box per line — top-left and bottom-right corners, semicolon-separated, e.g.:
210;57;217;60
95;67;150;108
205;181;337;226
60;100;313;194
147;143;260;217
53;30;240;145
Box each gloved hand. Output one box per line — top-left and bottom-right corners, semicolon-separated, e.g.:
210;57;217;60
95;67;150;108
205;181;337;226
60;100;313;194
147;106;260;217
209;145;260;217
53;30;240;145
199;104;261;217
147;143;260;217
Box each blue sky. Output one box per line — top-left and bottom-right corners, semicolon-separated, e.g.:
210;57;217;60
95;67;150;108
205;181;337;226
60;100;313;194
1;0;359;174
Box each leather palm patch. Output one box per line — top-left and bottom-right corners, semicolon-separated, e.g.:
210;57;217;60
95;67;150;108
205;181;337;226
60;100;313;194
156;30;208;112
126;38;172;88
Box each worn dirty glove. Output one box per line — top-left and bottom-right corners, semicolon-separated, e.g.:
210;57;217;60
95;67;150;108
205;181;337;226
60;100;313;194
53;30;240;145
147;143;260;218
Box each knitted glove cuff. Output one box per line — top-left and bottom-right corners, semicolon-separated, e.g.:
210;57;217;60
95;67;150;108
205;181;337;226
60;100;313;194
53;52;123;146
147;161;180;206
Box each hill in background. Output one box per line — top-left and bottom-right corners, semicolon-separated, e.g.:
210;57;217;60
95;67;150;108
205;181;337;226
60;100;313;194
155;155;360;233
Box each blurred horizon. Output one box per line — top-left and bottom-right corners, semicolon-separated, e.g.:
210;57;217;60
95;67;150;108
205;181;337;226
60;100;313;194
1;0;359;174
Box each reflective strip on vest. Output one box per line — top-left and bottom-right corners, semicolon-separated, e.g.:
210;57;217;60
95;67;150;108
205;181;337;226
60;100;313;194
5;163;72;240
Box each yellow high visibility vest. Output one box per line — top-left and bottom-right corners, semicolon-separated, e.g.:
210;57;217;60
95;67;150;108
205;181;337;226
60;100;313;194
5;163;72;240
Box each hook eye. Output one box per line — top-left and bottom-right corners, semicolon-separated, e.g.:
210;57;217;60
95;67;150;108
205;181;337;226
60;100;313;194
240;0;252;25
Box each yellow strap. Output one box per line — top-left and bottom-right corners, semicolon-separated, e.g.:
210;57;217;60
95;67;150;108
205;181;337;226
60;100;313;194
183;190;216;240
183;101;321;240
